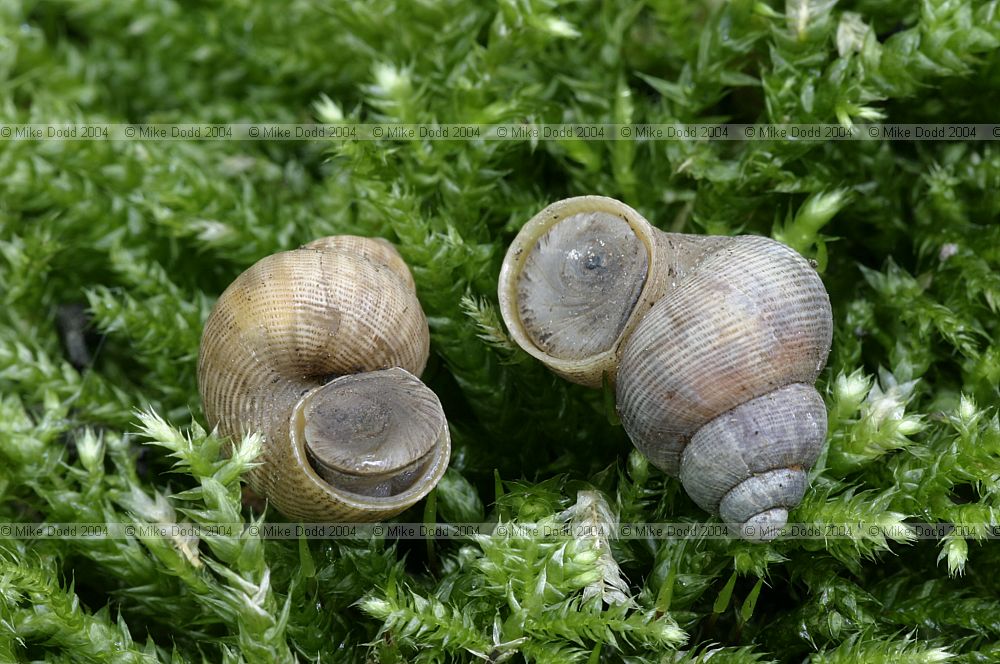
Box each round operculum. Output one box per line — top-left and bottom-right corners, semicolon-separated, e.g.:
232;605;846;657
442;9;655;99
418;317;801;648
678;383;827;534
294;368;448;501
513;209;650;362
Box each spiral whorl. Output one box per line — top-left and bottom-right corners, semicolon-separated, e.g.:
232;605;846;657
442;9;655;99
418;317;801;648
198;236;450;521
615;236;831;470
677;384;828;539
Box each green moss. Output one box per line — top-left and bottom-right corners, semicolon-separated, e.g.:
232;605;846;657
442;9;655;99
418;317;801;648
2;0;1000;661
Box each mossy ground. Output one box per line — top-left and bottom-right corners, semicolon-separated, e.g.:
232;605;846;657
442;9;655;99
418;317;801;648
2;0;1000;662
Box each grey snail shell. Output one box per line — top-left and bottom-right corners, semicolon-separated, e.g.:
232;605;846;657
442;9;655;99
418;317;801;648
198;236;450;522
498;196;832;540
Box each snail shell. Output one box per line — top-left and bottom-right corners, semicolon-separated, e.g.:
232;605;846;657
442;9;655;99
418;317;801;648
198;236;450;521
498;196;832;539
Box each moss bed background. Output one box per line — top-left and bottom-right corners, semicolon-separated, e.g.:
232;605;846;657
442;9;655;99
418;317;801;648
2;0;1000;662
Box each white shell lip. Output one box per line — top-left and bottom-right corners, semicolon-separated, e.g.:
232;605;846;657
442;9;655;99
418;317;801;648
287;367;451;514
498;195;661;388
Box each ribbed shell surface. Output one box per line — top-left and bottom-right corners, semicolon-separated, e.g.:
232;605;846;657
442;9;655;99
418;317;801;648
678;383;827;515
616;235;833;476
198;238;436;521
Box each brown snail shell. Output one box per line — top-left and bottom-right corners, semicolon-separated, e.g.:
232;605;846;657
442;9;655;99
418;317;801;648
198;236;450;521
498;196;832;539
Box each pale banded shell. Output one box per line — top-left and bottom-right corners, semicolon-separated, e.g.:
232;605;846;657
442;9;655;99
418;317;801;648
499;196;833;540
198;236;450;521
616;235;832;475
